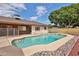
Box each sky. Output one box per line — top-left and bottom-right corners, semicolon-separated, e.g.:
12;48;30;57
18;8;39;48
0;3;72;24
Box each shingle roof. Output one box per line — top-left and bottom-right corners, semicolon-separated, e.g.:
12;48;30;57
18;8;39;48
0;16;48;26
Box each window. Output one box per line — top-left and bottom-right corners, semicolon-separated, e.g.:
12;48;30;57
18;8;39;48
44;27;47;30
19;26;26;31
35;27;40;31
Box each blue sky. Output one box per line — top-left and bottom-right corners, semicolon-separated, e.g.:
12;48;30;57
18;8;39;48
0;3;72;24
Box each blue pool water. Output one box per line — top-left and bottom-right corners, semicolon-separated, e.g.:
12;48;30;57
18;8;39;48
12;34;65;48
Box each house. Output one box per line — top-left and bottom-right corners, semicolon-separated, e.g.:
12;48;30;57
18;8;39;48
0;16;49;36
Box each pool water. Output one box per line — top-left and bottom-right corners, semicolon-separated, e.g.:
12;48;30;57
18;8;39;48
12;34;65;48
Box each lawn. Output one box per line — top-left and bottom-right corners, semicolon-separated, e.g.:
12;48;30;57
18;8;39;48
49;28;79;35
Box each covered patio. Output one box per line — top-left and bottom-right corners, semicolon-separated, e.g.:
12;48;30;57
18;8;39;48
0;24;31;37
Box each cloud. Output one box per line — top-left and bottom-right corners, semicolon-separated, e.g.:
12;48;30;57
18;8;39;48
9;3;27;10
36;6;47;16
29;6;47;21
0;3;26;17
0;10;16;17
30;16;38;21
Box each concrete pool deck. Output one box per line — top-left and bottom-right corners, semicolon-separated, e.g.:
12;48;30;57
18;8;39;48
0;46;24;56
0;33;74;56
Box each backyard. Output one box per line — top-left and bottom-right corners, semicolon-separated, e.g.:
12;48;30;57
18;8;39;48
0;3;79;56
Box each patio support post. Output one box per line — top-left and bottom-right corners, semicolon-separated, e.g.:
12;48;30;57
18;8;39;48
7;27;9;37
18;26;19;36
6;26;11;45
13;28;15;36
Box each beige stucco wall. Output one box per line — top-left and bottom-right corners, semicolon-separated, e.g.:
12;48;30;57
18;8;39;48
31;26;48;34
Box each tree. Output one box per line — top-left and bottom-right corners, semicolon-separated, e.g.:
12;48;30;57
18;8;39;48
49;4;79;28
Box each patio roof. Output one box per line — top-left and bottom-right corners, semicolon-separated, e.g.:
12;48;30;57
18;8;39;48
0;16;48;26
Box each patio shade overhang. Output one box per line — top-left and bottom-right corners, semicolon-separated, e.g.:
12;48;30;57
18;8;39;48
0;16;49;26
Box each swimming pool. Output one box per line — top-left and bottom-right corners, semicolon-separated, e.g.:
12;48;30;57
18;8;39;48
12;34;65;48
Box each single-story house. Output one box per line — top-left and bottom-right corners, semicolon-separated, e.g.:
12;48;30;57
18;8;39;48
0;16;49;36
